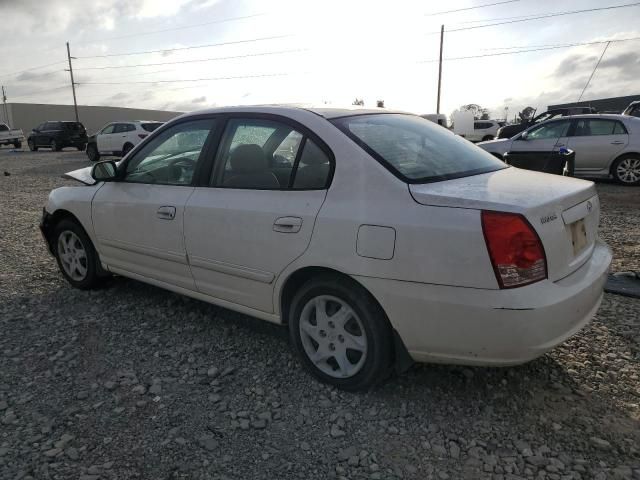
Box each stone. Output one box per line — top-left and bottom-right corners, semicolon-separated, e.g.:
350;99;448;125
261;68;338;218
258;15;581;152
590;437;611;450
330;424;346;438
338;446;358;461
66;447;79;460
198;435;218;451
132;385;146;395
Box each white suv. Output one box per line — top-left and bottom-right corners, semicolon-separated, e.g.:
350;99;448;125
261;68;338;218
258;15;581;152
86;121;164;161
466;120;501;142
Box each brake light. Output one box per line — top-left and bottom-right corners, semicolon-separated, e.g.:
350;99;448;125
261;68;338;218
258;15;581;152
481;211;547;289
138;134;148;139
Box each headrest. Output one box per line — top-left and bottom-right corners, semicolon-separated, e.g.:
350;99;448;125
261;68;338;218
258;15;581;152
229;144;267;173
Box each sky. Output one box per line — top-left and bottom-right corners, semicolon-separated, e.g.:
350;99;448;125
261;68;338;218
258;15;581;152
0;0;639;120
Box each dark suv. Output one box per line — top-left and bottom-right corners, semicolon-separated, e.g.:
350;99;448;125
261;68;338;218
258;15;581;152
623;101;640;118
27;121;88;152
496;107;597;139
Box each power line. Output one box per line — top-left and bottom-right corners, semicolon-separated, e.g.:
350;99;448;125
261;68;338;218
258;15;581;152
74;49;308;70
0;61;67;80
425;0;521;16
84;12;267;43
418;35;640;63
75;34;293;59
577;42;611;102
79;72;299;85
445;2;640;32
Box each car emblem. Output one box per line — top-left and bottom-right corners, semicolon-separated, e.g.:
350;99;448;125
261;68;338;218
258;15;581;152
587;201;592;213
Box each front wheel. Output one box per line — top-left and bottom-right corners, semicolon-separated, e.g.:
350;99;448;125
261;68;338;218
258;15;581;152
289;275;392;391
50;139;60;151
28;139;37;151
612;156;640;185
482;135;494;141
13;141;21;149
77;143;86;151
122;143;133;157
53;219;101;289
86;144;100;162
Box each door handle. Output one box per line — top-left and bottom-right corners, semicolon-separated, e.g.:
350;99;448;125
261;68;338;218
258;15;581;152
273;216;302;233
610;141;625;145
157;206;176;220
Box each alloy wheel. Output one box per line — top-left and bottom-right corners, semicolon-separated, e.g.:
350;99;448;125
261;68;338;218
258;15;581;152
616;158;640;184
298;295;367;379
57;231;88;281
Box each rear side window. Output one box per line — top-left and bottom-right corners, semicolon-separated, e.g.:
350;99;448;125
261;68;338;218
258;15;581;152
332;114;505;183
62;122;82;130
0;124;8;132
141;123;163;132
45;122;60;130
573;119;626;136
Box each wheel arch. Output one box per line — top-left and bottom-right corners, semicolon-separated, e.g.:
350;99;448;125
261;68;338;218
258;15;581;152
278;265;414;373
610;151;640;175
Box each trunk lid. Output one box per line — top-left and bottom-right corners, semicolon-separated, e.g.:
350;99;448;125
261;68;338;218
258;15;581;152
409;167;600;282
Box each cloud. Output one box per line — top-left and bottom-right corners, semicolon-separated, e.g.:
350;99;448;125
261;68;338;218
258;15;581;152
191;96;206;103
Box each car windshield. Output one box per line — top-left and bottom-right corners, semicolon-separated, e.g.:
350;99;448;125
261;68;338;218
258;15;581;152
141;122;164;132
331;114;506;183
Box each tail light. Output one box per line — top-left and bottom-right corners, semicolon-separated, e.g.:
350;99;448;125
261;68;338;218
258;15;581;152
138;134;148;139
481;211;547;289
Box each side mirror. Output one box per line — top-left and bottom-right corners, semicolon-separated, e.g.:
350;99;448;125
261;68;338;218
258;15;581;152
91;160;117;182
519;131;529;141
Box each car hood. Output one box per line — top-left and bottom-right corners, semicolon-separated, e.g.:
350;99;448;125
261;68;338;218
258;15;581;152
409;166;594;212
63;166;96;185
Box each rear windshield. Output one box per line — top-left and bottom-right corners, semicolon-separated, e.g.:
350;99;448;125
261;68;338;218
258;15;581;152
141;122;163;132
331;114;506;183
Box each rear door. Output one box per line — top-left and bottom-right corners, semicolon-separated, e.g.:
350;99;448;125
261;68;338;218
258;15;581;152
506;119;571;172
92;118;218;288
184;115;333;313
566;118;629;173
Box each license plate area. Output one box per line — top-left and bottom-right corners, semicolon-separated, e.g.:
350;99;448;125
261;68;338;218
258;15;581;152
570;219;587;255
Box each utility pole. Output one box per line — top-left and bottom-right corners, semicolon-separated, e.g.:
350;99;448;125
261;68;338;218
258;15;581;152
66;42;79;122
1;86;8;124
436;24;444;114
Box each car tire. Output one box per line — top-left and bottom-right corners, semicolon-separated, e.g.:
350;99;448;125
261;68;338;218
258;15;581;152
77;143;86;151
87;144;100;162
288;274;393;391
53;219;102;290
122;143;134;157
611;155;640;185
482;135;494;141
13;141;21;149
50;139;60;152
28;139;37;151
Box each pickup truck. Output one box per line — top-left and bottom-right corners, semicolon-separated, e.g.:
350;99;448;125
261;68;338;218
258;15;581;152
0;123;24;148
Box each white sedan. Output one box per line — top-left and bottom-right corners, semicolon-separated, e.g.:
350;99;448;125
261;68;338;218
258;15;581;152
478;114;640;185
40;106;611;390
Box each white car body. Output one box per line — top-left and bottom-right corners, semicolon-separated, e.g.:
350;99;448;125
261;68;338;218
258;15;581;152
0;122;24;147
42;106;611;386
478;114;640;183
91;120;164;157
466;120;501;142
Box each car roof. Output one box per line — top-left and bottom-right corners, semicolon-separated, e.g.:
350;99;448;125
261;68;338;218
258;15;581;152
190;105;410;120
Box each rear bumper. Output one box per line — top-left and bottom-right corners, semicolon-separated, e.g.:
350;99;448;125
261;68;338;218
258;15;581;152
355;240;611;366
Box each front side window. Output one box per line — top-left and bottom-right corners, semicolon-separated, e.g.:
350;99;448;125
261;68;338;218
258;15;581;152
332;114;505;183
123;119;216;185
100;124;115;135
526;120;571;140
113;124;132;134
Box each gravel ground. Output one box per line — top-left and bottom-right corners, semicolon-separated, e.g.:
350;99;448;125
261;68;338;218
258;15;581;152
1;147;639;480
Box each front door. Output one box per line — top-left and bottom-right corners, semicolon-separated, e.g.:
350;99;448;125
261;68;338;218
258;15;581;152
97;124;116;153
184;116;333;313
92;118;218;289
506;119;571;173
566;118;629;173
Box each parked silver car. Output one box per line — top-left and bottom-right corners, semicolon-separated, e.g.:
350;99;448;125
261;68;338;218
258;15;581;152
478;114;640;185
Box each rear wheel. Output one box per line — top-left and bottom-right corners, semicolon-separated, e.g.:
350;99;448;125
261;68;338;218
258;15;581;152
77;143;86;151
13;141;21;149
53;219;102;289
122;143;134;157
288;275;392;391
612;155;640;185
28;139;37;151
87;143;100;162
